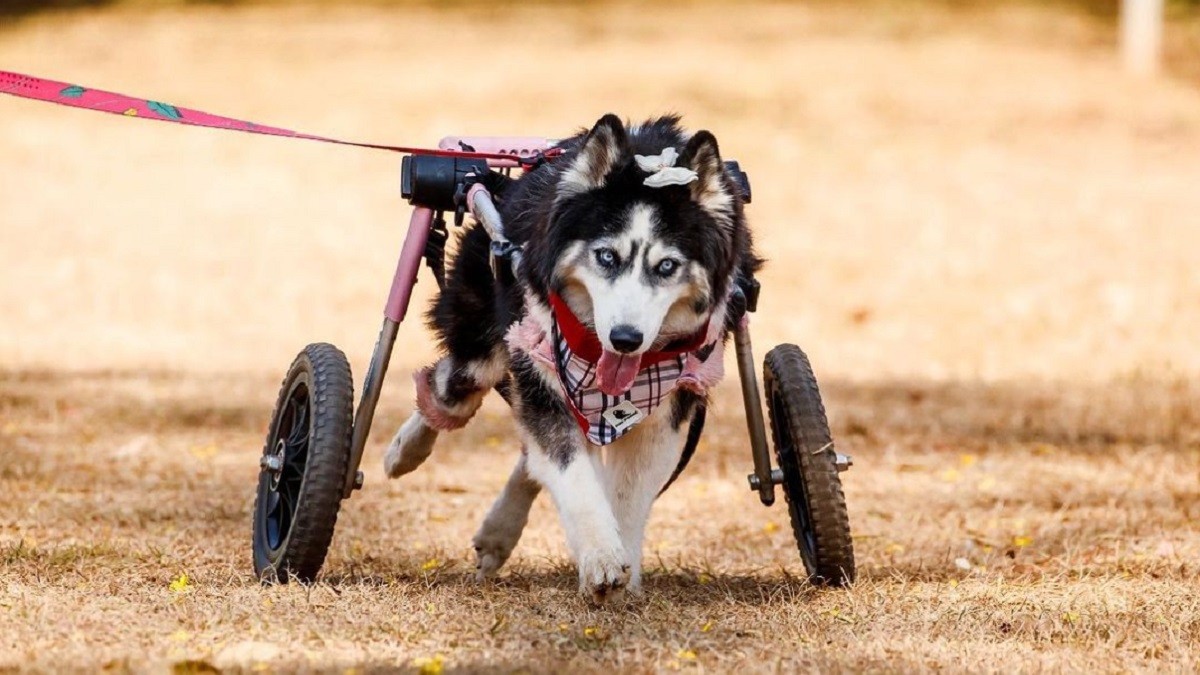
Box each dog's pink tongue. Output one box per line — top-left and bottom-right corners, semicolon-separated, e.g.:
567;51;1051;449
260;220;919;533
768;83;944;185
596;350;641;396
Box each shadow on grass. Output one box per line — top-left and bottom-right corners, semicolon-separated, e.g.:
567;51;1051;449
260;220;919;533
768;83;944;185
318;561;831;606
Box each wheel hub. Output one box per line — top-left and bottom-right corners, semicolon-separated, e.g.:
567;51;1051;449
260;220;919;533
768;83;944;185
262;439;286;490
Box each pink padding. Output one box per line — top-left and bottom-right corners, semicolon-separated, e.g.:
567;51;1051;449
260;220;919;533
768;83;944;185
412;368;475;431
678;338;727;395
505;317;557;371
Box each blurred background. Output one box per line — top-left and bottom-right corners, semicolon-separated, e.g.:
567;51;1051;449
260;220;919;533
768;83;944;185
2;1;1200;389
1;0;1199;385
2;0;1200;386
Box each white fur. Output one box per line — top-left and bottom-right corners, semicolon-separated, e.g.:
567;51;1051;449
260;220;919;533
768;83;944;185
565;202;707;355
602;407;687;593
473;386;689;600
383;412;438;478
522;427;631;604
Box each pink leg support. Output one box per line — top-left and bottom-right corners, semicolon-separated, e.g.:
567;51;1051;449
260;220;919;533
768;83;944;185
413;367;477;431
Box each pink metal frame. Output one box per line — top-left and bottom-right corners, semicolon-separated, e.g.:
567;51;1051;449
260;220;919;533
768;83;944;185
343;136;550;497
385;136;550;321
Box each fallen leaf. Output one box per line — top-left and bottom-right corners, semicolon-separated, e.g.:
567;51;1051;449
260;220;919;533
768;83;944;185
189;444;218;460
677;649;697;661
940;469;961;483
700;621;714;633
169;574;191;593
1012;536;1033;548
959;454;978;468
763;521;779;534
413;655;445;675
421;558;440;572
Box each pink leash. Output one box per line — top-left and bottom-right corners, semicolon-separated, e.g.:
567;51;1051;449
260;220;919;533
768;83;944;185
0;70;560;163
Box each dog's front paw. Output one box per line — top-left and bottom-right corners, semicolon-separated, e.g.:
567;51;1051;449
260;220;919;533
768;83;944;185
576;547;631;606
472;529;518;581
383;413;438;478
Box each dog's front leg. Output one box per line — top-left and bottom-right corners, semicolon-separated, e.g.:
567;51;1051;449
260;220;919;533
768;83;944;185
606;402;692;595
511;357;629;604
473;451;541;579
525;436;629;605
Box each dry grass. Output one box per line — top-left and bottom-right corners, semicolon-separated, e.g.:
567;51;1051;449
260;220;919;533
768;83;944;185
2;1;1200;672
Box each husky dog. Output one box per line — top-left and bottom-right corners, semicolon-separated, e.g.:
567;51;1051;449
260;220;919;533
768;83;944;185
384;114;759;604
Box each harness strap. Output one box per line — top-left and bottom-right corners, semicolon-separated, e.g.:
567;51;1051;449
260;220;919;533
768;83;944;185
0;70;562;164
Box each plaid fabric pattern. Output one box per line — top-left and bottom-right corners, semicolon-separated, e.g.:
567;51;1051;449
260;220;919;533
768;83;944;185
552;322;689;446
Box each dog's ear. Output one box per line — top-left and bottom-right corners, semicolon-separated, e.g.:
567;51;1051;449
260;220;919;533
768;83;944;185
558;114;630;198
681;130;733;219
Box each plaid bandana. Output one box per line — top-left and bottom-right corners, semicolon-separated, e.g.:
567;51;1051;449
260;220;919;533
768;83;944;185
547;294;718;446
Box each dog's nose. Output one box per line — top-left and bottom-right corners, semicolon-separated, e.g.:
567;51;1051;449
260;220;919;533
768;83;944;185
608;325;644;354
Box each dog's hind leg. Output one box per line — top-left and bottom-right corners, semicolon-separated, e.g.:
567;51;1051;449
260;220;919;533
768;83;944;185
384;346;508;478
386;224;509;479
472;451;541;579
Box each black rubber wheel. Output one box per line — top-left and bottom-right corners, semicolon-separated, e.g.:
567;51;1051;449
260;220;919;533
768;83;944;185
763;344;855;586
252;343;354;583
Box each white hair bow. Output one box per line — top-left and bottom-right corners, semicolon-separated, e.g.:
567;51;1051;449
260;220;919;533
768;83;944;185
634;147;698;188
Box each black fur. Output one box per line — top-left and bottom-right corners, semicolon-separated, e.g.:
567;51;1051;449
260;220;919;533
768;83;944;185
425;115;761;475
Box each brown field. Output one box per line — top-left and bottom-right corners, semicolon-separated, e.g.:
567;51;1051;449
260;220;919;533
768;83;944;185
3;1;1200;672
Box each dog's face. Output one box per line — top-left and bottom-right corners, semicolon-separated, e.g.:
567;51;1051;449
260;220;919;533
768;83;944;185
544;115;740;357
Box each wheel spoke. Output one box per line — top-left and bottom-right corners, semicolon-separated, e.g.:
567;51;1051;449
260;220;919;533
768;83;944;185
286;400;309;448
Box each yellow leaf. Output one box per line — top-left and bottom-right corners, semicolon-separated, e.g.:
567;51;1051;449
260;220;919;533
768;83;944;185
939;468;961;483
884;542;905;554
700;621;714;633
763;521;779;534
697;573;712;585
677;649;697;661
413;655;445;675
959;454;978;468
558;623;569;633
189;444;218;460
169;630;191;642
583;626;599;638
1063;611;1080;624
169;574;191;593
948;579;959;588
421;558;440;572
1012;535;1033;548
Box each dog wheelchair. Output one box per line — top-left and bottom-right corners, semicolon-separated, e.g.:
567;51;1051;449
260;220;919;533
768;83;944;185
250;136;856;587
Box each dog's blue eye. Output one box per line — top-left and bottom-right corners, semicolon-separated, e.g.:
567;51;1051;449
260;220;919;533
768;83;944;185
595;248;618;268
655;259;678;277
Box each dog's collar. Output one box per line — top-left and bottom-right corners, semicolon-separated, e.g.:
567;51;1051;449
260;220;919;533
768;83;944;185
546;292;712;366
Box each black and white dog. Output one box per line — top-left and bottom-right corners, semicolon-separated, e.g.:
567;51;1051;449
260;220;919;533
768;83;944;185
384;114;759;604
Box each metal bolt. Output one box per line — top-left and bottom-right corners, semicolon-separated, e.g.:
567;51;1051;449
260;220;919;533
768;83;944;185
835;453;853;472
260;455;283;472
353;471;364;490
748;468;785;491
